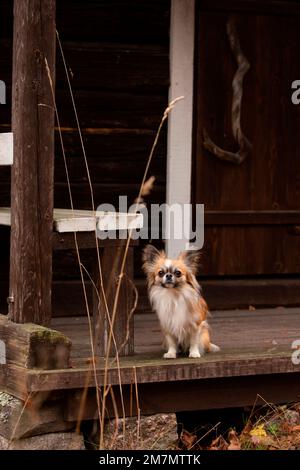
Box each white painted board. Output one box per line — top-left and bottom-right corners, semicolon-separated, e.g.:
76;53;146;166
0;133;13;165
0;207;143;234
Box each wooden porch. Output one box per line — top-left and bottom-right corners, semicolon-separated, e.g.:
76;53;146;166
2;308;299;420
1;0;300;447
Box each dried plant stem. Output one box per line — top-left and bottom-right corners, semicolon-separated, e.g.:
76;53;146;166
45;57;102;430
80;263;126;426
99;96;184;449
54;32;127;438
190;421;221;450
133;367;141;441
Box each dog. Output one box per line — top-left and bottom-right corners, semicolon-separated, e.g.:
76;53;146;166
142;244;220;359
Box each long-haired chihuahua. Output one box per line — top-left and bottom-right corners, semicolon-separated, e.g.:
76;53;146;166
142;244;220;359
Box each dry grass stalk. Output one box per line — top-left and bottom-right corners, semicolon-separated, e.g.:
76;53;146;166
48;33;184;449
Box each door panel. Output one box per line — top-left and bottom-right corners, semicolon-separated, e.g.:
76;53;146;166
194;3;300;280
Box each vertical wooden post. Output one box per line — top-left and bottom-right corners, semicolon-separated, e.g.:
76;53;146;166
9;0;56;325
93;244;134;357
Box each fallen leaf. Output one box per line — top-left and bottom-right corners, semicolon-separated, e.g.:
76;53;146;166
250;424;267;438
227;430;241;450
209;435;228;451
180;430;197;450
291;425;300;432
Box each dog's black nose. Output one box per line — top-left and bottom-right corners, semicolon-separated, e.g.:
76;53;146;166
165;273;173;281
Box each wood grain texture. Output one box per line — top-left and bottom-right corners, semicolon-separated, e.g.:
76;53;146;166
16;307;298;392
193;6;300;281
205;210;300;225
0;0;169;301
0;208;143;233
2;307;300;408
199;0;300;16
19;350;300;393
65;372;300;419
9;0;56;325
54;307;300;356
0;40;169;93
0;314;71;369
93;246;134;356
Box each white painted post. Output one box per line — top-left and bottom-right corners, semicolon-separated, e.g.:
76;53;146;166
0;132;13;165
166;0;195;258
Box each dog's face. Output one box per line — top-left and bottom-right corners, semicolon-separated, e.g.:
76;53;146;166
142;245;201;290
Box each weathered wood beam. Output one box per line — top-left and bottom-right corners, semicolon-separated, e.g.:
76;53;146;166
66;373;300;420
93;245;134;357
0;391;74;440
0;314;71;370
20;350;298;392
9;0;56;325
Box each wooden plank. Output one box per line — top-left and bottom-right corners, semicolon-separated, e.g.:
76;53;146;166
0;364;29;401
56;41;169;92
166;0;195;258
1;0;170;44
117;277;300;313
9;0;56;325
201;225;300;275
55;90;167;130
22;304;300;389
0;89;168;134
0;133;13;165
205;210;300;225
0;314;71;369
24;350;299;392
54;209;143;234
52;182;166;210
53;307;300;356
199;0;300;16
201;278;300;309
66;372;300;420
56;0;170;44
2;275;298;319
0;152;167;186
93;246;134;357
0;208;143;233
52;233;138;251
7;368;300;416
0;39;169;92
2;273;300;320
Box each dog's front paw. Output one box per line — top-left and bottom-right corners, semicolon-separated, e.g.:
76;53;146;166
163;351;176;359
210;343;220;353
189;350;201;358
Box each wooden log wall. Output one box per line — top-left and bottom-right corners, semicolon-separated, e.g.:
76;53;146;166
0;0;170;316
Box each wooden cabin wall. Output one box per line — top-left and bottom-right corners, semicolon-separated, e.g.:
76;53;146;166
0;0;170;316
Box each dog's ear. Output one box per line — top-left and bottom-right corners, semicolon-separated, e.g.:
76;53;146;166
142;244;163;271
179;249;202;275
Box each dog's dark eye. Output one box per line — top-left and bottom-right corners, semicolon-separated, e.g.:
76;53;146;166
174;270;182;277
158;270;164;277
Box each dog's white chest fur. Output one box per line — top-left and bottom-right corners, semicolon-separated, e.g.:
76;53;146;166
149;286;198;347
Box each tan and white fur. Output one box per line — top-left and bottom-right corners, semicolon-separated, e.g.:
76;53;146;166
142;245;220;359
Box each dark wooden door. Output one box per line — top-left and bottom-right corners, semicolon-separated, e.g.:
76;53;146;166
193;1;300;307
